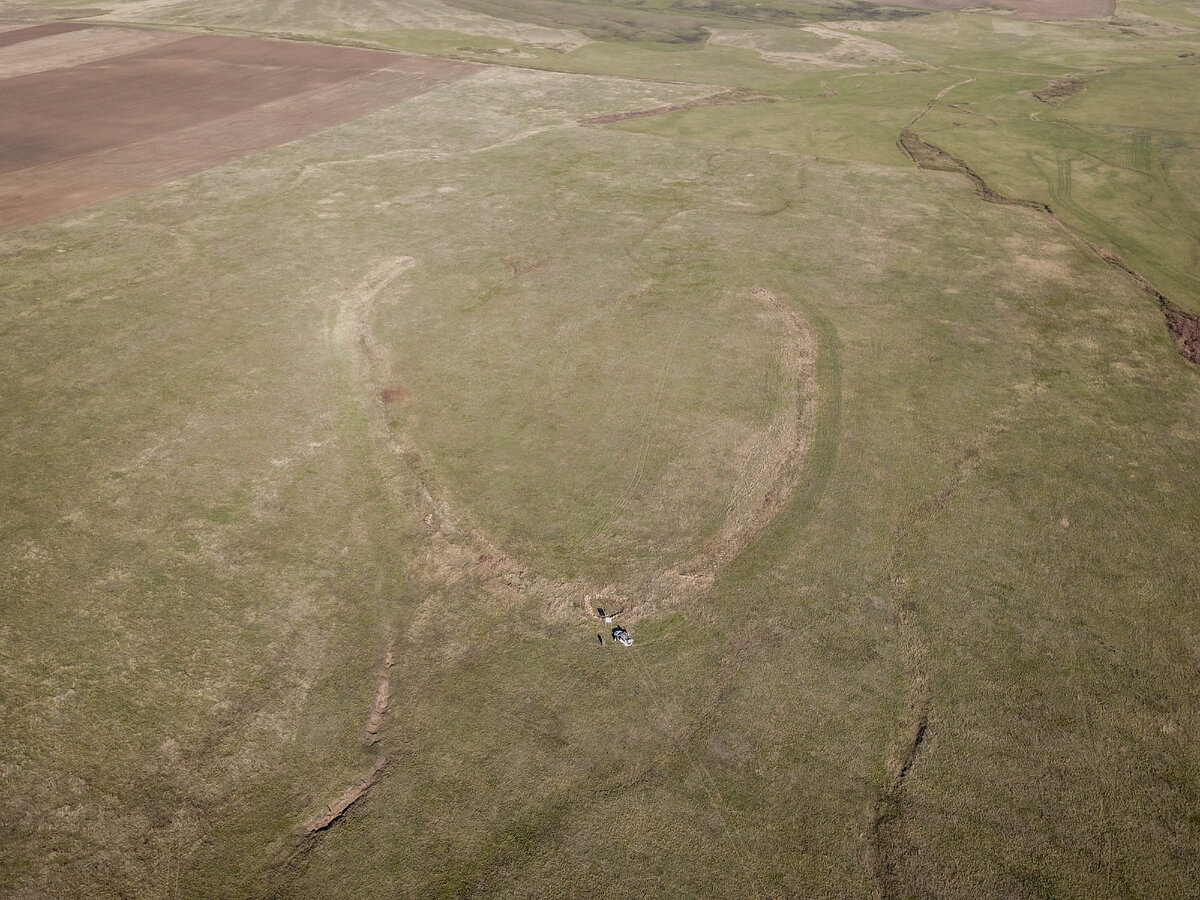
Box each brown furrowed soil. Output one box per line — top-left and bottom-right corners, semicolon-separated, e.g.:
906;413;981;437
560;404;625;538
0;22;87;47
0;30;477;231
0;24;185;78
1032;76;1086;105
1161;300;1200;364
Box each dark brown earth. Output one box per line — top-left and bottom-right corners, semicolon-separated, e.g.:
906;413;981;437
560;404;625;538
0;22;87;47
0;8;107;19
0;31;477;231
1033;77;1086;104
1160;302;1200;364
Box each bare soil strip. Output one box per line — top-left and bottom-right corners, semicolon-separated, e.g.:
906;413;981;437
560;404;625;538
877;0;1114;18
303;756;389;835
578;88;779;127
1084;241;1200;363
0;36;393;175
0;26;186;79
1032;76;1086;105
365;643;394;742
0;31;476;231
1161;301;1200;364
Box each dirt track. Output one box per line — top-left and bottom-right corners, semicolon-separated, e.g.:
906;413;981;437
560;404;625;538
0;28;477;231
579;89;778;126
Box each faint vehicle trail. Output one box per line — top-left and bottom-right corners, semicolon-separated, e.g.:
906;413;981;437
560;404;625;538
578;318;687;555
283;123;579;192
872;68;1198;895
578;87;778;126
628;649;765;896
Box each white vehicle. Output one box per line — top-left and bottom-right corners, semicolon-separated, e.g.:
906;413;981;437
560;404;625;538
611;626;633;647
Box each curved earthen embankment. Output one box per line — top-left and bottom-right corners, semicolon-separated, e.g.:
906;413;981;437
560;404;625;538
336;262;819;628
303;263;820;842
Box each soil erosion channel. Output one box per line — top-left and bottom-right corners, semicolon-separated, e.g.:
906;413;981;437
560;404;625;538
897;79;1200;368
871;73;1200;900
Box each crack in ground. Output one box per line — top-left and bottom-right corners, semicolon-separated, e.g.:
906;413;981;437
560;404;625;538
302;755;390;837
875;106;1197;878
899;80;1200;369
870;407;1014;899
365;640;394;743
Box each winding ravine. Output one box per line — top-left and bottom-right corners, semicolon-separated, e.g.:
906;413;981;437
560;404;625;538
871;75;1200;899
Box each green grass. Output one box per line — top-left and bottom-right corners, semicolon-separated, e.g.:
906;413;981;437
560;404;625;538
915;60;1200;310
610;70;956;165
2;1;1200;897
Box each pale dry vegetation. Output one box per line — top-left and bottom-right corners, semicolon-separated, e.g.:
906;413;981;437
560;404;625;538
1;0;1198;896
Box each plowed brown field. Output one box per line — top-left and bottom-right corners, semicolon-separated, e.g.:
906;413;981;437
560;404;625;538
0;28;477;231
0;22;89;47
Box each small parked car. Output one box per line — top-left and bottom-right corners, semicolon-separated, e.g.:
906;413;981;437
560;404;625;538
611;626;633;647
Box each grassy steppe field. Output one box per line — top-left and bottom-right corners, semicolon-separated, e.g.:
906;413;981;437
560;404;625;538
1;0;1198;896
